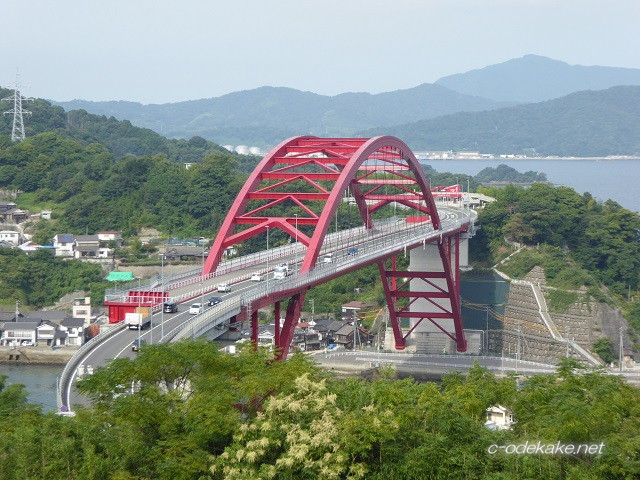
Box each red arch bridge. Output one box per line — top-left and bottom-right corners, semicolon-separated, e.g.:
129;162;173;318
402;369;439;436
58;136;477;409
101;136;476;358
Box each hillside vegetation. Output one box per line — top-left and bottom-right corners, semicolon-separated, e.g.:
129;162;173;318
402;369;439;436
362;86;640;156
53;84;509;148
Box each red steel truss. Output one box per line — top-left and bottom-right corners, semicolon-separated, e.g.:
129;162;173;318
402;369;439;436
204;136;466;358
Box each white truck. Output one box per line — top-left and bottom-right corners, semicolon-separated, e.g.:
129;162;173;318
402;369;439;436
125;312;151;330
273;263;290;279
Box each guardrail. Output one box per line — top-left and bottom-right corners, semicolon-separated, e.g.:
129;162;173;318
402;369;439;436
158;210;473;344
57;323;127;409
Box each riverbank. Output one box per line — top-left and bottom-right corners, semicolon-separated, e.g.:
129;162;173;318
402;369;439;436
0;346;76;365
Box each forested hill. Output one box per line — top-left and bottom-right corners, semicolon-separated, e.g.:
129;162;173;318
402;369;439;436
360;86;640;157
436;54;640;103
52;84;510;148
0;88;233;163
0;89;257;238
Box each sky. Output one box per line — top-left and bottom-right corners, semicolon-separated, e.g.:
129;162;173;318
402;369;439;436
3;0;640;104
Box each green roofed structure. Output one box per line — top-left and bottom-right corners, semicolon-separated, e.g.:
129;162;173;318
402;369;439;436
106;271;135;282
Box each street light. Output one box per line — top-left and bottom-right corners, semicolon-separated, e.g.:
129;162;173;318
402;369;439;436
137;278;141;349
160;253;165;341
200;237;205;320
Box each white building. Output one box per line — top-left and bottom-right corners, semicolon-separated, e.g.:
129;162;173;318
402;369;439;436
0;230;20;246
53;234;75;257
485;405;515;430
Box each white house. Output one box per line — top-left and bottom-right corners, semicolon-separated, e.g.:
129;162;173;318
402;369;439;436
0;230;20;246
58;318;85;346
1;321;39;346
97;231;123;247
485;405;515;430
53;234;75;257
36;321;57;346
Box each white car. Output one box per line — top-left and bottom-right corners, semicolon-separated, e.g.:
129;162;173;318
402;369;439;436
217;282;231;292
250;272;265;282
189;303;203;315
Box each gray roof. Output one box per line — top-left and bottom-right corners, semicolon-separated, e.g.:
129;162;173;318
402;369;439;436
60;317;85;328
27;311;69;322
0;312;19;322
75;235;99;243
335;324;355;336
5;321;39;331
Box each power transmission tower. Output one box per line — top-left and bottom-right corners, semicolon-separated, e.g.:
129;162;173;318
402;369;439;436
2;73;32;142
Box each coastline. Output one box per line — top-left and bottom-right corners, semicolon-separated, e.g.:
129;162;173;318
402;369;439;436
0;346;76;365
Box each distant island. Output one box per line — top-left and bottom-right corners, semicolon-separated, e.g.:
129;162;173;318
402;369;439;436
474;164;547;184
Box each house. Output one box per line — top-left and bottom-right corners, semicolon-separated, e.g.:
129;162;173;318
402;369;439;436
0;321;39;346
74;235;100;259
53;234;75;257
97;231;123;247
0;230;20;246
341;301;376;321
333;324;373;349
313;319;347;346
58;318;85;346
0;202;29;224
36;321;57;346
18;241;44;254
485;405;515;430
40;210;52;220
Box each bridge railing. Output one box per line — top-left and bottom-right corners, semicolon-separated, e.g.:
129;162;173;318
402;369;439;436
57;323;127;409
157;211;474;343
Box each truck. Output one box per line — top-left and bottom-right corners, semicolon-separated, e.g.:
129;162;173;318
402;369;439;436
124;311;151;330
273;263;290;279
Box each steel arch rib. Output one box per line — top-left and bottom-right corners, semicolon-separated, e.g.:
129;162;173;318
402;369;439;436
203;135;318;274
300;136;440;272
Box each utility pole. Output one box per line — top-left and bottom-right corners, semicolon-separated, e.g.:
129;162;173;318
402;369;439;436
485;306;489;354
619;326;625;372
2;73;32;142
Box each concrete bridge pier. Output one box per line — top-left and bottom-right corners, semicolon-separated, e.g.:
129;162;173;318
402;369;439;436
406;234;470;354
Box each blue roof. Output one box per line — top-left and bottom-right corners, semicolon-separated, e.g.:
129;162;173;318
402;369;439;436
56;234;74;243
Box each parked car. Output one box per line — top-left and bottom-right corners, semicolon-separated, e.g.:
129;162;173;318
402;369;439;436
163;301;178;313
251;272;265;282
131;339;146;352
21;340;36;347
189;303;203;314
208;296;222;306
217;282;231;292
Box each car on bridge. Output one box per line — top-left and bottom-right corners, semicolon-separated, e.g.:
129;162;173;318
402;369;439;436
346;247;358;256
163;301;178;313
189;303;203;314
217;282;231;292
250;272;265;282
207;296;222;306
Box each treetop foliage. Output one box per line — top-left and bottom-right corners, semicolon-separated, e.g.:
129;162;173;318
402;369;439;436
1;343;639;479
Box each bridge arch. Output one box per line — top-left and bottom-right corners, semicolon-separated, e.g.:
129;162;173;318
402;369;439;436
204;136;441;274
204;136;467;358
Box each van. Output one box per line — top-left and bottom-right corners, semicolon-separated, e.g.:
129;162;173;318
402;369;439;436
163;301;178;313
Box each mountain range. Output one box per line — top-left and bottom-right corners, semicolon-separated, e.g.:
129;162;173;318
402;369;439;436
46;55;640;154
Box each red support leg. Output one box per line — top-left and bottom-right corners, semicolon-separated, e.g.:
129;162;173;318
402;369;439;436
378;259;405;350
274;301;281;355
251;309;259;351
276;291;306;360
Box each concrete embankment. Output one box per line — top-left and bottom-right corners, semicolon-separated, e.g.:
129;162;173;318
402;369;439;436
0;347;75;365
